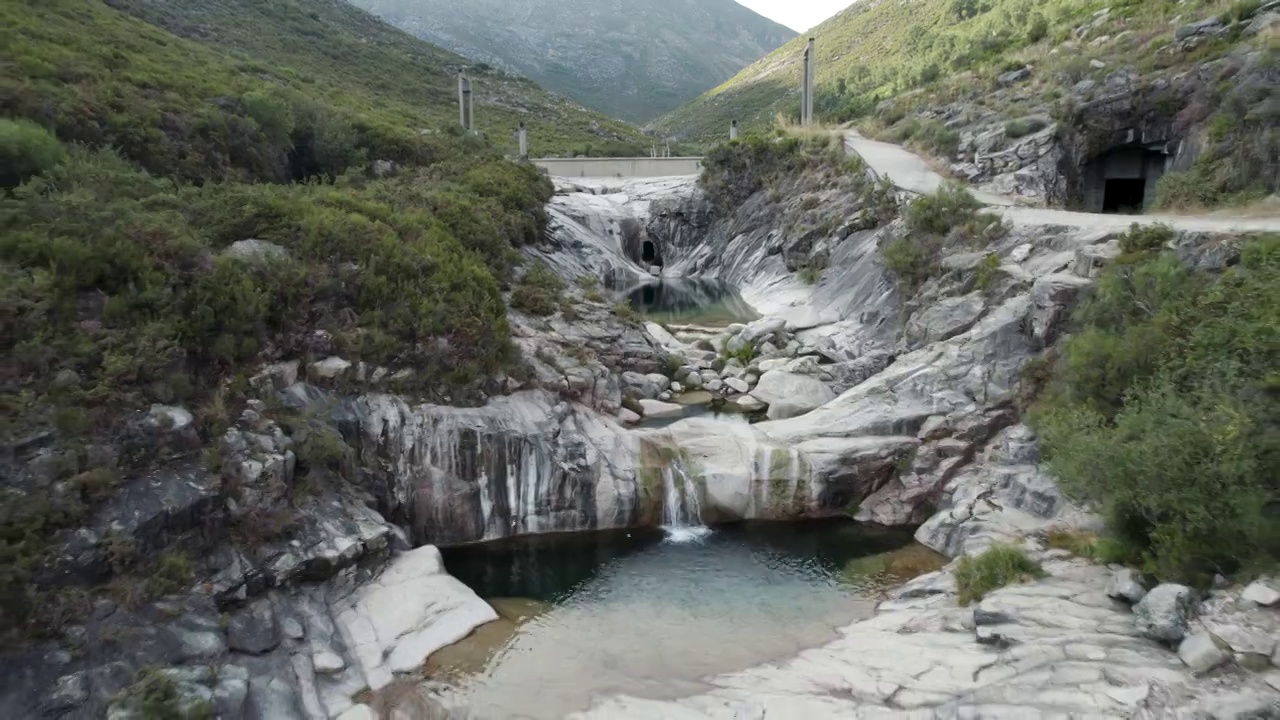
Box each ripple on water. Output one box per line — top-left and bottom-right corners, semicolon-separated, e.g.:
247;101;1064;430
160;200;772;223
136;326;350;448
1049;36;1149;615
394;521;944;720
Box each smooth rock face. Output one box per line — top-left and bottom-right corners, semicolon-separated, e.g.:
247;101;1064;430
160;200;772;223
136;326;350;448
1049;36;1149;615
750;371;835;420
333;546;498;692
1180;631;1229;674
1106;567;1149;605
1134;584;1197;645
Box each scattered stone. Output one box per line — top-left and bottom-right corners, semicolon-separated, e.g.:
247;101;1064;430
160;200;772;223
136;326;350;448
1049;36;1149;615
309;356;352;380
1089;59;1107;69
1179;632;1228;674
46;672;88;711
638;399;684;418
1176;16;1225;40
723;377;750;394
313;650;347;674
1133;583;1196;645
1206;622;1277;659
1106;568;1148;605
1242;579;1280;607
705;379;725;393
224;238;290;262
734;395;767;412
281;617;305;641
227;600;278;655
997;66;1032;86
51;368;82;390
618;408;642;424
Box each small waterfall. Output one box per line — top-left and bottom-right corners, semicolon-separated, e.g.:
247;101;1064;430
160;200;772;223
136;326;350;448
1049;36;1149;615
661;459;712;543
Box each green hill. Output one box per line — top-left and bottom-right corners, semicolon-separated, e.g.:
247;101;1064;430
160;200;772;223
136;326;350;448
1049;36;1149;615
351;0;795;124
2;0;648;180
652;0;1268;144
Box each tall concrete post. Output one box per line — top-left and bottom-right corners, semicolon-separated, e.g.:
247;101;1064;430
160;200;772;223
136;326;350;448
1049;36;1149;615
457;73;473;132
730;120;739;140
802;38;816;126
517;122;528;158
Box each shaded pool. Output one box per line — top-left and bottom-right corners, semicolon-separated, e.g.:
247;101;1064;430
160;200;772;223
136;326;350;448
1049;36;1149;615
420;520;943;719
625;278;758;327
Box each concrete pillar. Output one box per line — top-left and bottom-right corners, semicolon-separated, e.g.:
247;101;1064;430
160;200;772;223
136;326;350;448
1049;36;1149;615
730;120;739;140
517;122;528;158
457;73;473;132
802;38;816;126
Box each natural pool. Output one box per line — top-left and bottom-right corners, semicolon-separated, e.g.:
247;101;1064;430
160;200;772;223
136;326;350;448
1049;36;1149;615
412;521;944;719
625;278;758;327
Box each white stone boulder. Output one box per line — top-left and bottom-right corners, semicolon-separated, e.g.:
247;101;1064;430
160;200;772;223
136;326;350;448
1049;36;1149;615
333;546;498;691
1133;584;1196;645
1178;631;1228;674
723;378;750;394
310;356;352;380
1106;568;1148;605
734;395;767;412
1242;579;1280;607
750;370;835;421
638;400;684;418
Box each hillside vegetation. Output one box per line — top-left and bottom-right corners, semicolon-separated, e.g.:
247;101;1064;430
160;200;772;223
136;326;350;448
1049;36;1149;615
0;0;599;635
1033;228;1280;582
653;0;1269;145
354;0;795;124
2;0;648;173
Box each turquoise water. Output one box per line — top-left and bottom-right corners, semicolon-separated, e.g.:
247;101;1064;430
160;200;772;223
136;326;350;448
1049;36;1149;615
431;521;938;718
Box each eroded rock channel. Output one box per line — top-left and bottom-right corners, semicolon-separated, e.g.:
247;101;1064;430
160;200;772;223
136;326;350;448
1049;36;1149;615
8;164;1278;720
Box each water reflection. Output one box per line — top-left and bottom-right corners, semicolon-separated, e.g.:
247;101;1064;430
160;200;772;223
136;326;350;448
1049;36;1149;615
624;278;758;327
431;521;941;719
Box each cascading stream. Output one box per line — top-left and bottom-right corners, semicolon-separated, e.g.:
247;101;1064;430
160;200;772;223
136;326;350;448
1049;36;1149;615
660;459;712;543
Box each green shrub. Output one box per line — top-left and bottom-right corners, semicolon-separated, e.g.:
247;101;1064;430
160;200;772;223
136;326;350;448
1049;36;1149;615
146;551;195;597
1118;223;1175;256
1034;236;1280;581
954;544;1045;605
122;668;215;720
510;262;567;317
0;120;67;188
905;184;984;235
1004;117;1048;139
975;252;1002;290
1026;15;1050;43
882;234;943;291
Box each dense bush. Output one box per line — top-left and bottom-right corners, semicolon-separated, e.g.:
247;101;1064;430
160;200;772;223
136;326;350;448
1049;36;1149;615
700;133;843;208
883;185;1007;291
510;262;568;317
1004;117;1048;139
954;544;1044;605
0;119;67;188
1034;235;1280;582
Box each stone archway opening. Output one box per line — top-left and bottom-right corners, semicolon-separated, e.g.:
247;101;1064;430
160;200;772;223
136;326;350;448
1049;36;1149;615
1083;137;1170;214
641;239;664;270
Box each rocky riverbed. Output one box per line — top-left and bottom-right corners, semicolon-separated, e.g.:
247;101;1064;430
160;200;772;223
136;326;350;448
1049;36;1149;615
6;168;1278;719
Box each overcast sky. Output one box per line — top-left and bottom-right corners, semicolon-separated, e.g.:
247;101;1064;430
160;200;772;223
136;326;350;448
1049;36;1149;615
735;0;854;32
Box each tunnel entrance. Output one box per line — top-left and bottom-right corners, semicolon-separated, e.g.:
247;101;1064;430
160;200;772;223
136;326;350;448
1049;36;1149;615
1103;178;1148;213
1083;137;1170;214
641;240;659;266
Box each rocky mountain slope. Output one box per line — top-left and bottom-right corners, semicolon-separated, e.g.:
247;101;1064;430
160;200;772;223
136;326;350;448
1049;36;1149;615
653;0;1277;210
350;0;795;123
